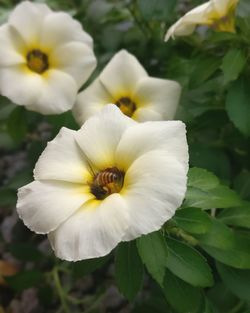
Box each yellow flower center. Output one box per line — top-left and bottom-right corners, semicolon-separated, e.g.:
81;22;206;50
115;97;136;117
90;167;124;200
208;4;237;33
26;49;49;74
211;15;235;32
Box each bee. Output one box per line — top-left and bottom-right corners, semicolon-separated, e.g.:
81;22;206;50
26;49;49;74
115;97;136;117
90;167;124;200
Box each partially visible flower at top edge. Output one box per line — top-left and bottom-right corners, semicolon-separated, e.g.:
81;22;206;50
73;50;181;125
0;1;96;114
16;105;189;261
165;0;239;42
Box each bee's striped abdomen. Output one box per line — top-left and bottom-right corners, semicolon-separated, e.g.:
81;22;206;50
95;169;119;186
90;167;124;200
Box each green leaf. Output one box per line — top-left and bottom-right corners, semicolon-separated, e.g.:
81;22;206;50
46;111;78;134
72;254;110;277
207;282;238;313
133;299;172;313
137;231;168;287
0;96;15;121
165;237;213;287
217;262;250;301
234;170;250;200
185;168;241;210
115;241;144;301
202;299;216;313
189;145;231;181
132;286;172;313
9;243;43;262
163;270;203;313
202;231;250;269
187;167;220;190
184;185;242;210
221;49;246;84
217;204;250;228
6;270;43;291
173;207;212;234
226;77;250;136
190;57;221;88
138;0;176;21
7;106;27;142
195;218;234;249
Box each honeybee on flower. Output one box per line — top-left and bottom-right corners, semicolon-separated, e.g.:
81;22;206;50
17;105;188;261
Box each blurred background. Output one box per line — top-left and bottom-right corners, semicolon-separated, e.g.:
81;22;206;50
0;0;250;312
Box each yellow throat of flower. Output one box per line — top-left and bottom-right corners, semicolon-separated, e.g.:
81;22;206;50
115;97;136;117
90;167;124;200
26;49;49;74
208;4;237;33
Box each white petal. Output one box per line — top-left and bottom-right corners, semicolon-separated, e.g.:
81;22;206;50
28;69;78;114
116;121;188;171
48;194;129;261
17;181;93;234
165;2;212;40
99;50;148;98
133;77;181;120
212;0;238;15
34;127;90;183
0;67;77;114
73;79;114;125
0;67;44;107
132;107;163;121
51;41;96;88
40;12;93;49
75;105;135;169
8;1;51;43
0;24;26;66
122;150;188;241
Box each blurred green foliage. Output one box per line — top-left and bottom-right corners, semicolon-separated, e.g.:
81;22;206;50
1;0;250;312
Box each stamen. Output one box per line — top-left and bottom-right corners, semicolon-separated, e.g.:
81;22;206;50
90;167;124;200
115;97;136;117
27;49;49;74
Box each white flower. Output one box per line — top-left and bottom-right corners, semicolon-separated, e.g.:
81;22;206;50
73;50;181;125
0;1;96;114
17;105;188;261
165;0;239;41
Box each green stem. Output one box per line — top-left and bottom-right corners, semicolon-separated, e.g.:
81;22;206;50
53;267;71;313
167;227;199;246
66;294;93;305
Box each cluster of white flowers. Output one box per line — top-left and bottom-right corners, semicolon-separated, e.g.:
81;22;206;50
1;0;238;261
